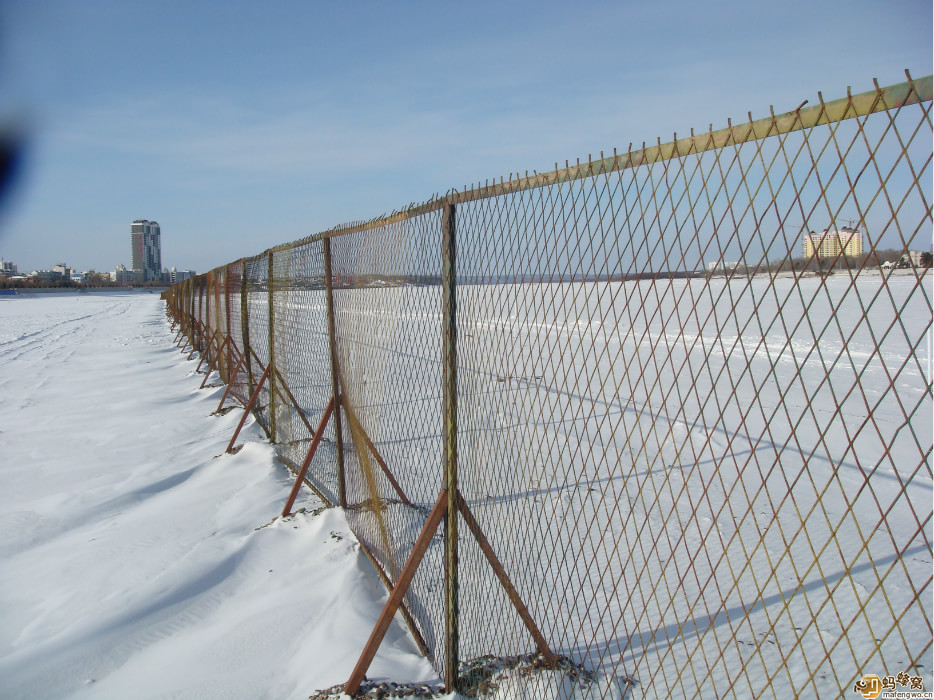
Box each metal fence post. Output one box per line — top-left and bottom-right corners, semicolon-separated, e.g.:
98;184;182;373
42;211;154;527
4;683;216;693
267;251;277;443
224;264;232;383
189;278;195;346
187;279;194;349
323;237;347;508
178;280;189;342
207;273;213;363
242;264;253;396
214;270;224;378
441;202;459;691
197;276;204;353
190;278;195;347
191;278;197;350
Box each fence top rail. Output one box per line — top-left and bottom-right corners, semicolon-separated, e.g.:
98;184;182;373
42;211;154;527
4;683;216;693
179;72;932;280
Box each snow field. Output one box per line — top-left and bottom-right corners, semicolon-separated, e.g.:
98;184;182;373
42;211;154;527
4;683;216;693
0;292;437;699
295;272;932;698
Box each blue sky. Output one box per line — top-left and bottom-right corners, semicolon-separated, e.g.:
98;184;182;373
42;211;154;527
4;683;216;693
0;0;930;274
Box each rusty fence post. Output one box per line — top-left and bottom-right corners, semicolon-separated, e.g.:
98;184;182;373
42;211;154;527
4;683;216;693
323;237;347;508
267;251;277;443
197;276;205;354
242;264;254;397
185;279;193;349
192;278;198;350
224;264;232;383
441;202;459;691
186;279;192;347
205;273;212;367
214;271;224;379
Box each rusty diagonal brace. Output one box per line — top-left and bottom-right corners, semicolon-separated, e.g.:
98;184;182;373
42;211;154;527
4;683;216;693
345;489;449;697
177;324;191;349
186;320;206;360
225;364;270;454
455;491;557;666
343;488;558;695
199;335;230;389
281;396;335;517
339;399;412;506
214;352;247;414
195;328;219;374
247;346;316;438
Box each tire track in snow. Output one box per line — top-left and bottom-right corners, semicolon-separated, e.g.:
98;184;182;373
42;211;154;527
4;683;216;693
0;301;131;364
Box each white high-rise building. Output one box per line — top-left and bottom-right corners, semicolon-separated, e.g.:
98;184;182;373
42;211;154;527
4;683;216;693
131;220;161;282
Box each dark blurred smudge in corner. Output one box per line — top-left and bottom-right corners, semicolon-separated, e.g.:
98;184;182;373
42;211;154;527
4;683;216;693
0;129;25;209
0;5;31;229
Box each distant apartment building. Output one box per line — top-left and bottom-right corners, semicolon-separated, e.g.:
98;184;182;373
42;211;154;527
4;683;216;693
170;267;196;283
131;220;162;282
52;263;75;278
0;259;17;276
904;250;927;267
26;263;75;282
707;260;739;274
112;263;144;284
802;227;863;259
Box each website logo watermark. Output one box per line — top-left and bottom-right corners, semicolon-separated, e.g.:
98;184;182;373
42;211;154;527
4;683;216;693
853;672;931;699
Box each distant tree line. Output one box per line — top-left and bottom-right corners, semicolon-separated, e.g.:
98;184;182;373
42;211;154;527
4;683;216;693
761;248;933;274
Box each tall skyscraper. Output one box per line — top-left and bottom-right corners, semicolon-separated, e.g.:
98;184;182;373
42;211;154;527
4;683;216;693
131;220;161;282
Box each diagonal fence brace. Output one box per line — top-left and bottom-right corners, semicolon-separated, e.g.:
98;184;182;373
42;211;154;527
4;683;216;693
343;486;558;696
225;364;270;454
186;320;206;360
248;347;317;438
271;363;316;437
282;396;335;516
345;489;448;697
195;328;219;374
214;351;246;414
455;491;558;666
341;401;412;506
199;335;230;389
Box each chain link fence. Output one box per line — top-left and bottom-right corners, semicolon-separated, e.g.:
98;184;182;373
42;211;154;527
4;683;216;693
164;74;932;699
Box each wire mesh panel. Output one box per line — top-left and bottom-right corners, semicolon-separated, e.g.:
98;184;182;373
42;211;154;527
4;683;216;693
225;261;251;404
452;82;932;698
160;75;932;699
204;270;218;370
270;241;339;503
244;255;272;436
328;210;448;673
213;267;227;380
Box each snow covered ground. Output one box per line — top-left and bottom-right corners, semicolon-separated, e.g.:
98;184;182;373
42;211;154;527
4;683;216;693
0;292;437;699
307;271;933;698
2;276;930;699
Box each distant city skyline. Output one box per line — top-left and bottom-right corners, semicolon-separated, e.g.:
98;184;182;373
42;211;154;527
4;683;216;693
0;217;196;284
0;1;930;273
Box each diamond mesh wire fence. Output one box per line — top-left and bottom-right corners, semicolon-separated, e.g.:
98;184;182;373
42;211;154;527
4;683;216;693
163;75;932;698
